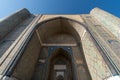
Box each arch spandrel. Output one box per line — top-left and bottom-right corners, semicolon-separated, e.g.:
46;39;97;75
38;15;84;24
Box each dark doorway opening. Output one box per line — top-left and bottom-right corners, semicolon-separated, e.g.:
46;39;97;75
47;48;74;80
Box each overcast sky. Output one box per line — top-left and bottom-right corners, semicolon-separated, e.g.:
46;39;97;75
0;0;120;19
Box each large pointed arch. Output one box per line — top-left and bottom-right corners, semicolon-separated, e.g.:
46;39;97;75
33;17;91;80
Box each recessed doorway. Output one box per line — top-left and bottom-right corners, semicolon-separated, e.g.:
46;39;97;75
47;48;74;80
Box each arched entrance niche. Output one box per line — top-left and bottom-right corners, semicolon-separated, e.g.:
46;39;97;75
32;17;91;80
47;48;74;80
